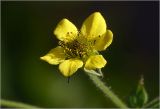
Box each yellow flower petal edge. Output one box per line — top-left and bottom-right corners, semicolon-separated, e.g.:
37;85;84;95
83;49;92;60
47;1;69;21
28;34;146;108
80;12;107;40
54;18;78;42
40;46;65;65
95;30;113;51
84;55;107;70
59;59;83;77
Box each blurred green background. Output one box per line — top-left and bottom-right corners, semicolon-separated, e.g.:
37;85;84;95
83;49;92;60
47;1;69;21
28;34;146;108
1;1;159;108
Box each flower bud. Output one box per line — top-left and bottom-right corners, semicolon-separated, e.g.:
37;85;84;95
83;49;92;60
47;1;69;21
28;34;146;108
128;76;148;108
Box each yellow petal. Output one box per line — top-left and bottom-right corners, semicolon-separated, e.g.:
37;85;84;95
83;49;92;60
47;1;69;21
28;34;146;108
94;30;113;51
59;59;83;77
54;18;78;42
80;12;107;39
84;55;107;70
40;46;65;65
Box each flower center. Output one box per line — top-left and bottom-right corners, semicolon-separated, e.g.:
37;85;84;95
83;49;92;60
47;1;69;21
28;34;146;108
59;33;96;60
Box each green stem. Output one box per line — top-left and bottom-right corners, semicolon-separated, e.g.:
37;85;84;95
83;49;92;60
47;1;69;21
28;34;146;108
0;99;39;108
143;97;160;108
85;69;128;108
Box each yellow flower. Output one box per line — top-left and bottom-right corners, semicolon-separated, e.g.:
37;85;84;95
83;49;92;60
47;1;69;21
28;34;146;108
40;12;113;77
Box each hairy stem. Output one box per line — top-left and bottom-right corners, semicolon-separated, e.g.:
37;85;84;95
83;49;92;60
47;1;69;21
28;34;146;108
85;69;128;108
0;99;39;108
143;97;160;108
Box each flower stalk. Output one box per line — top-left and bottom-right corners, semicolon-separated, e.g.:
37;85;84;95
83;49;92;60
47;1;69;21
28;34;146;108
0;99;38;108
85;70;128;108
143;97;160;108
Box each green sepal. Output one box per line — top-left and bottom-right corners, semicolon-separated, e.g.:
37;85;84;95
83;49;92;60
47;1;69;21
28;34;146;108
128;76;148;108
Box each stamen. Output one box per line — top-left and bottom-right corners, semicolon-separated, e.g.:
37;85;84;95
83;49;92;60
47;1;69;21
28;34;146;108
94;40;96;44
58;31;96;60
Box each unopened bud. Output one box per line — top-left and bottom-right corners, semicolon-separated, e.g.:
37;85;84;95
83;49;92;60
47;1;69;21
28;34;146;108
128;75;148;108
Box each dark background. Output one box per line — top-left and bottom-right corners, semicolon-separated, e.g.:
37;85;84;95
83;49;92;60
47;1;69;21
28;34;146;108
1;1;159;108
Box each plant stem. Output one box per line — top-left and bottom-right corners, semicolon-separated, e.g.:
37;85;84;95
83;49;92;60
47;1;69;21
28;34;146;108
0;99;39;108
85;69;128;108
143;97;160;108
